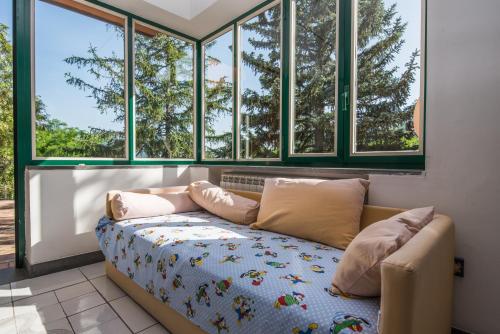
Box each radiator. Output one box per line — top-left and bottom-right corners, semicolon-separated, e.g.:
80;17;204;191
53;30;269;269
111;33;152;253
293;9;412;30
220;174;266;192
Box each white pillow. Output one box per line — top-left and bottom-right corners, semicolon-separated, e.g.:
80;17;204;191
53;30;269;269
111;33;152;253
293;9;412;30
111;191;201;220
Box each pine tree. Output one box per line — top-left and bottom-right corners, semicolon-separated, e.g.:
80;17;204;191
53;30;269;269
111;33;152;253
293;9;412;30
63;27;196;159
294;0;337;153
355;0;420;151
133;29;194;158
240;5;281;158
243;0;420;154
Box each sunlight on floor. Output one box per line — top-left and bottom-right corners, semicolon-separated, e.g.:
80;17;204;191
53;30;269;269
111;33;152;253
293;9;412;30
0;262;170;334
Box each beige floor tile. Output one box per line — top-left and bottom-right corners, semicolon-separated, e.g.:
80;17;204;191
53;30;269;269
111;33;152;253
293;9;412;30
79;262;106;280
80;318;131;334
43;317;74;333
16;315;74;334
56;281;96;303
15;302;66;326
13;291;58;310
110;296;156;333
61;291;105;316
90;276;125;302
0;284;12;306
138;323;170;334
0;316;16;334
0;303;13;321
11;269;86;301
68;304;117;333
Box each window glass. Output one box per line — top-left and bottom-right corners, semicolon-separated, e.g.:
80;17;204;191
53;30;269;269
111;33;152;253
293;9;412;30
134;23;195;159
34;0;126;158
0;0;14;198
353;0;422;153
239;4;281;159
203;30;233;160
292;0;337;155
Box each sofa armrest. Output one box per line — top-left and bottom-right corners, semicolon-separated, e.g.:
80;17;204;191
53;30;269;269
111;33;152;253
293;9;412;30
105;186;189;219
379;214;455;334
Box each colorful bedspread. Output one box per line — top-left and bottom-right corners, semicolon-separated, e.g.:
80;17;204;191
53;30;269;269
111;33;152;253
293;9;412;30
96;211;379;334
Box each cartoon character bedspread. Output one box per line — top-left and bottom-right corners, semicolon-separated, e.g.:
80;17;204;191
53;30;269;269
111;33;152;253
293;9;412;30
96;211;380;334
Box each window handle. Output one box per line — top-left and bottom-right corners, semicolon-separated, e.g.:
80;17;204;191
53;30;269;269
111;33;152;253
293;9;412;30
342;85;350;112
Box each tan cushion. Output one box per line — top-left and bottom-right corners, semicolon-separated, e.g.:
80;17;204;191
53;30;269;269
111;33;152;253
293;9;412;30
111;191;201;220
250;178;369;249
332;206;435;297
188;181;260;225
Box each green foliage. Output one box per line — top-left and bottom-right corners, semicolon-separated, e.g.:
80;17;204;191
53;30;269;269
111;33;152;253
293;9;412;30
134;31;194;159
59;27;197;159
0;23;14;199
240;6;281;159
243;0;420;154
355;0;420;152
35;99;124;158
293;0;337;154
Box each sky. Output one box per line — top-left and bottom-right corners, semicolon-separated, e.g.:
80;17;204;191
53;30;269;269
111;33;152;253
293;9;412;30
34;0;125;132
204;29;233;146
1;0;422;133
0;0;12;40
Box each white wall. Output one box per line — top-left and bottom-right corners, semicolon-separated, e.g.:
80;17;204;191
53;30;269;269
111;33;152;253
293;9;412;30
26;166;208;265
368;0;500;333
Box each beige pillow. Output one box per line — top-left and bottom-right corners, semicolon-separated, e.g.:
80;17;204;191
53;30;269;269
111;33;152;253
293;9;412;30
188;181;260;225
250;178;369;249
111;191;201;220
331;206;435;297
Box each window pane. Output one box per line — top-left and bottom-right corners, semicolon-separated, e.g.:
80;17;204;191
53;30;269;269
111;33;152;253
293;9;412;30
203;30;233;160
134;23;195;159
239;5;281;159
0;0;14;198
34;0;126;158
353;0;422;153
292;0;337;155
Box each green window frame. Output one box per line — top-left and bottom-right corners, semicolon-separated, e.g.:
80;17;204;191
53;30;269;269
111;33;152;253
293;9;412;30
201;0;426;170
201;26;234;161
31;0;129;161
132;20;197;162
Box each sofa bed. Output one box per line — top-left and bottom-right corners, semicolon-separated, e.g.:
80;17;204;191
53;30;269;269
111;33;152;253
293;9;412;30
97;185;454;334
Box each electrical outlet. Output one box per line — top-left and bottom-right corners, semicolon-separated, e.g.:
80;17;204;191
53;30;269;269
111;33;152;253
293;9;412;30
454;257;465;277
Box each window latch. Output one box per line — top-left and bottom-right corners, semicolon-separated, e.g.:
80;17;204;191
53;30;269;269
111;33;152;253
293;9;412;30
342;85;350;112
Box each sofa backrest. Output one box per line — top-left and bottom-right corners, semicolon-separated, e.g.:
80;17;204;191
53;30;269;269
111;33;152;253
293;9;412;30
105;187;405;229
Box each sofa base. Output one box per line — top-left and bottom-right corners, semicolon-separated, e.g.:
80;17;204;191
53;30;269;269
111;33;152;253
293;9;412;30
105;261;206;334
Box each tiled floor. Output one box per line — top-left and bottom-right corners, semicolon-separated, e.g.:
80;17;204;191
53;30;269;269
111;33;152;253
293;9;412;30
0;262;171;334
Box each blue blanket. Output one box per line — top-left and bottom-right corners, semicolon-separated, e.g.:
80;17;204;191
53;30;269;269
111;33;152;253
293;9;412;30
96;211;379;334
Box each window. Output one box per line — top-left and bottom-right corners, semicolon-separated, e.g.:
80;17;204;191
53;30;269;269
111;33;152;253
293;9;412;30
202;29;233;160
352;0;423;154
291;0;337;155
33;0;127;159
0;0;14;198
134;22;195;160
238;3;281;160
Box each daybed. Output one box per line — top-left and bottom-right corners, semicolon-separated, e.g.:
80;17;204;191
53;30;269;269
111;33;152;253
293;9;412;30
98;186;454;334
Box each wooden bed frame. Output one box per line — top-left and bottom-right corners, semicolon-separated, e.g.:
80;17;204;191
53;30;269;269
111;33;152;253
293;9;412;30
105;188;455;334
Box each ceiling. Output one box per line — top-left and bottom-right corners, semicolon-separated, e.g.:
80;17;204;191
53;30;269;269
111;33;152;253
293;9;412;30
101;0;266;39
